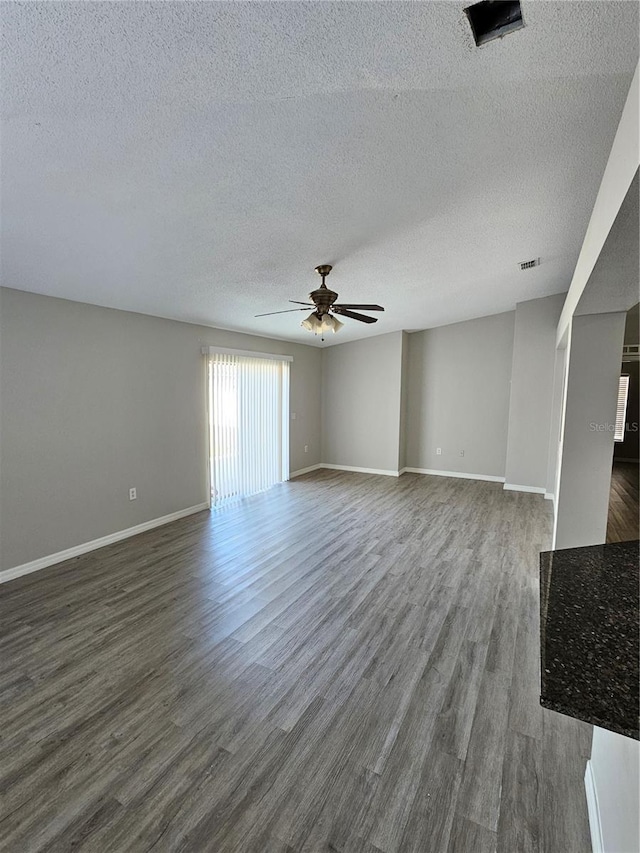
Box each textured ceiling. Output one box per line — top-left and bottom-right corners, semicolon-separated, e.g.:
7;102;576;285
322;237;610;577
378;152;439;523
2;2;638;346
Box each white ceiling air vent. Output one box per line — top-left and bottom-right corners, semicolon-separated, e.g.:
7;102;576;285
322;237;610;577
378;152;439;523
519;258;540;270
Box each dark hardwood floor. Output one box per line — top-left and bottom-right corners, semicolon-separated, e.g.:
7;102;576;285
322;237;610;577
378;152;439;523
607;461;640;543
0;471;592;852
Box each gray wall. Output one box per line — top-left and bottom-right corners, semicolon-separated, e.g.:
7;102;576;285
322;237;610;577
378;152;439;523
0;287;321;570
504;293;566;489
1;286;575;571
405;312;515;478
321;331;404;473
554;311;627;549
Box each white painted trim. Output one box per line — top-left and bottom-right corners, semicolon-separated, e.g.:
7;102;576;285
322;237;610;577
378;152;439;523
544;492;555;502
289;463;324;478
201;346;293;362
293;464;506;482
402;467;505;483
321;464;400;477
291;464;508;482
503;483;547;494
0;503;211;585
585;760;604;853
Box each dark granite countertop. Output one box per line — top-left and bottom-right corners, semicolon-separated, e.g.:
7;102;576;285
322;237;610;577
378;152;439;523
540;539;639;740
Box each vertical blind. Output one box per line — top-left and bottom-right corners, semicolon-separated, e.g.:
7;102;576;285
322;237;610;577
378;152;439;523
614;374;630;442
207;350;290;506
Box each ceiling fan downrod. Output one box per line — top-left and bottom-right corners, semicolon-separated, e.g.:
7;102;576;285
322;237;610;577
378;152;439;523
314;264;333;288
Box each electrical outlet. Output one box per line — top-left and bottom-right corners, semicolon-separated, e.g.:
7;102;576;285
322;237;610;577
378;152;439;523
436;447;442;456
129;487;137;501
459;450;465;457
291;412;297;420
304;445;308;453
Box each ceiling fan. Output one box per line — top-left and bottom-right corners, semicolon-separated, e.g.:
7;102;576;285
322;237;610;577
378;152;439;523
255;265;384;338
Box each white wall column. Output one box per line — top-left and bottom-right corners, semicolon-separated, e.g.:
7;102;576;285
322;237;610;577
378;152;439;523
553;311;636;853
545;341;568;502
586;728;640;853
554;312;626;550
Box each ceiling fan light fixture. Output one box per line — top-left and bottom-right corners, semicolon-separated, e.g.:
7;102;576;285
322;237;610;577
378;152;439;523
321;314;343;334
301;312;322;332
301;312;343;336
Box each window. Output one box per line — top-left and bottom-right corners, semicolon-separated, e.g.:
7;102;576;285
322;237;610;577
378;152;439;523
614;374;630;442
205;348;290;506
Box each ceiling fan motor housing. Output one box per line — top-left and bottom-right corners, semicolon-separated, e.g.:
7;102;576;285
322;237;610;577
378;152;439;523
310;286;338;314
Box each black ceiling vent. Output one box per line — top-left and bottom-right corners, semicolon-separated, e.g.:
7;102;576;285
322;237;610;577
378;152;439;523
464;0;524;46
519;258;540;270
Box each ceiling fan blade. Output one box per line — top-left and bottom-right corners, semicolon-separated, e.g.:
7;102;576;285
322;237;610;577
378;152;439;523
255;308;312;317
289;300;314;306
332;307;378;324
333;304;384;311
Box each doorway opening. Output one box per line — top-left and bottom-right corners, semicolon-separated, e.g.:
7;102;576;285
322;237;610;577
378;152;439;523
606;304;639;542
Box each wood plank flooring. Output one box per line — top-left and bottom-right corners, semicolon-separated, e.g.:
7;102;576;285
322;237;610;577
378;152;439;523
0;470;593;852
606;461;640;543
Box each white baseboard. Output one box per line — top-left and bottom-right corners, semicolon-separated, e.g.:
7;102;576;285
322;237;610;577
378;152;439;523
402;467;505;483
321;463;400;477
0;502;211;585
585;760;604;853
289;463;324;478
503;483;547;494
292;464;504;483
544;492;555;502
290;463;400;479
